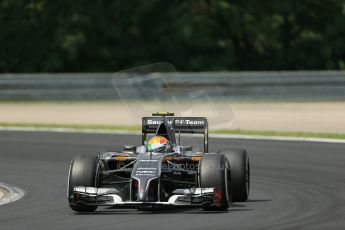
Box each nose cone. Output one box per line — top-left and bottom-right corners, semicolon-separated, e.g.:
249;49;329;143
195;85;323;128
137;178;150;201
131;152;167;202
138;188;147;201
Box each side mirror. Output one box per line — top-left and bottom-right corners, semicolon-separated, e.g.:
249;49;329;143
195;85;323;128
123;145;136;152
179;146;193;152
136;145;147;154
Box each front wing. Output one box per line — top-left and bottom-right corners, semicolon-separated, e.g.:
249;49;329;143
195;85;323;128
72;187;218;209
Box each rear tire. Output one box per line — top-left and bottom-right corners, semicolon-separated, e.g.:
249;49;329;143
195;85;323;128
67;154;99;212
221;149;250;202
199;154;231;211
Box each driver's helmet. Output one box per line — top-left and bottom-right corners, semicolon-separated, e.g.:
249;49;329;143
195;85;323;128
147;136;171;153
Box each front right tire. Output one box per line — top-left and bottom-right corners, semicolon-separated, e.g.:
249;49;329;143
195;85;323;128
67;154;99;212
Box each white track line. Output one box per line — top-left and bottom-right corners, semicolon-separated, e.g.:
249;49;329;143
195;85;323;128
1;126;345;144
0;188;5;200
0;183;25;206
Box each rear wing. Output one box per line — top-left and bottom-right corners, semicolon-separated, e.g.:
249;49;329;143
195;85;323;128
142;116;209;152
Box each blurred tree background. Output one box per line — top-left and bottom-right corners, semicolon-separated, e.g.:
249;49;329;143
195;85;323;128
0;0;345;72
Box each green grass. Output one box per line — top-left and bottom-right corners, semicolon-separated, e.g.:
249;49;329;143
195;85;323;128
0;100;120;104
211;129;345;140
1;99;345;104
0;122;140;132
1;122;345;140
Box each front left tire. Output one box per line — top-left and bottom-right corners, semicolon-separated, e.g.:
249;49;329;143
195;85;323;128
221;149;250;202
199;154;231;211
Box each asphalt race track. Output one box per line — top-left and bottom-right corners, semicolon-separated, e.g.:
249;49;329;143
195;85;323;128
0;131;345;230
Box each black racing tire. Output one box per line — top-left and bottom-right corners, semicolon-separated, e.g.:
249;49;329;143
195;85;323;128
199;154;231;211
67;154;99;212
221;149;250;202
